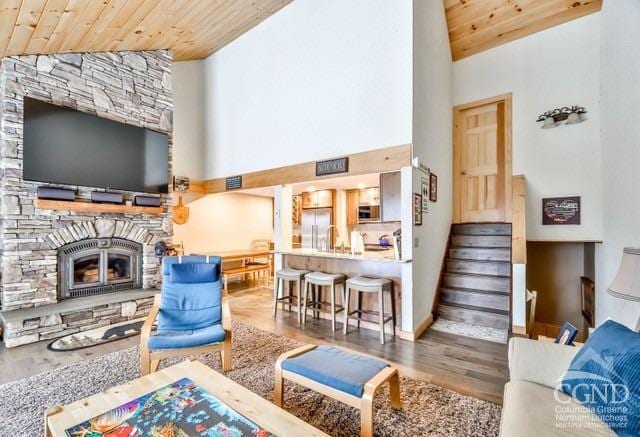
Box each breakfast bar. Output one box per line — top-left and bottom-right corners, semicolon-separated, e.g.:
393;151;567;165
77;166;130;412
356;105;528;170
275;248;411;336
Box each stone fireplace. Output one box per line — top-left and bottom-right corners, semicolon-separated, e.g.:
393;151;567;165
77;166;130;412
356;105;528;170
0;50;173;347
58;238;143;300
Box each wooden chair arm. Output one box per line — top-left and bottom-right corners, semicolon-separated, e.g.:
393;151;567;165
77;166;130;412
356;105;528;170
362;366;397;399
222;297;232;332
140;294;161;346
275;344;317;370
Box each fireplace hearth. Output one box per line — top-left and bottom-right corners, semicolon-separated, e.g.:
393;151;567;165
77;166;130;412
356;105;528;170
58;238;143;300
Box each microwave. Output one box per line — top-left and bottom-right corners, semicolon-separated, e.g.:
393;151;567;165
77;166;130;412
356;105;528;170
358;205;380;222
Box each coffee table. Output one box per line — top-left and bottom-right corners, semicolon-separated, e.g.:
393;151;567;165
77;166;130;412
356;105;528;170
45;359;328;437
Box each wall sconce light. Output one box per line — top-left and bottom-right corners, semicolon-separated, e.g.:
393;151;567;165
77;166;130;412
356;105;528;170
536;106;587;129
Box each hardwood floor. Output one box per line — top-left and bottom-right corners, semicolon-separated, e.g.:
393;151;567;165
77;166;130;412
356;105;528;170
0;282;508;404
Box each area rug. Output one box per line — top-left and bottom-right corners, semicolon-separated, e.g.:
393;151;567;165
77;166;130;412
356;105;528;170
0;321;501;436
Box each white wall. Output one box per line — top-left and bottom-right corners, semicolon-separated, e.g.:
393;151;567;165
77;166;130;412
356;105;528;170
173;61;206;179
202;0;413;178
596;0;640;329
172;193;274;254
453;14;602;242
411;0;453;329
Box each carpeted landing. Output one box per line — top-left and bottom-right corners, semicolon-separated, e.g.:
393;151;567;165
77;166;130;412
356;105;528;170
0;321;501;436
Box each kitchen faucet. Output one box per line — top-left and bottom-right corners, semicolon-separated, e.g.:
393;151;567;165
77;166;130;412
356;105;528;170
325;225;338;253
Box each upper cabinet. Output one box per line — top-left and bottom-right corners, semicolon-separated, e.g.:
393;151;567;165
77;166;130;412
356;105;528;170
358;187;380;206
346;189;359;225
302;189;334;209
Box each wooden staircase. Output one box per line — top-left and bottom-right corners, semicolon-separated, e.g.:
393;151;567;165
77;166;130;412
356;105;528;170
436;223;512;331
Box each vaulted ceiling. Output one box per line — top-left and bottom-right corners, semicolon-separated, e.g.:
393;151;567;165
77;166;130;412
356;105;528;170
445;0;602;61
0;0;293;61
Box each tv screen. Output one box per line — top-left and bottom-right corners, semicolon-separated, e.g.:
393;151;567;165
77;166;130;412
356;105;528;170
23;97;169;194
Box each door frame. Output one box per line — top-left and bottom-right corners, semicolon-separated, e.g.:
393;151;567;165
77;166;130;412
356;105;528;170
452;93;513;223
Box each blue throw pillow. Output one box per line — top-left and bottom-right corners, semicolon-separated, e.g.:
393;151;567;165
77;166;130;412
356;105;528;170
561;320;640;436
170;263;216;284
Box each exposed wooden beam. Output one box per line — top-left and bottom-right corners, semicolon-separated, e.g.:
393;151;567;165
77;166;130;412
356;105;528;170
195;144;413;194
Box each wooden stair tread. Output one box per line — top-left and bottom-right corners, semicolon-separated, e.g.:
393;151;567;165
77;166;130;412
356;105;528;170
452;223;512;236
446;259;512;277
438;302;509;316
451;235;511;248
440;285;510;296
443;272;510;280
448;247;511;262
442;272;510;293
440;288;510;312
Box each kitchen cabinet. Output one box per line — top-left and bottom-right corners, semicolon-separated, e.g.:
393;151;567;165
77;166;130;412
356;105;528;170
358;187;380;206
302;189;334;209
292;195;302;225
346;189;359;225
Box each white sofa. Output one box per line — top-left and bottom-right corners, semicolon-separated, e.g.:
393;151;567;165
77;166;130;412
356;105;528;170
499;337;615;436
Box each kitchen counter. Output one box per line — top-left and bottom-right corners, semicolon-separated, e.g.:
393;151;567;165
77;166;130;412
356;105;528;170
276;248;411;263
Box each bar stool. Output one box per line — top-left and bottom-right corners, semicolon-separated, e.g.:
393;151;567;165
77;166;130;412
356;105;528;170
344;277;396;344
302;272;347;332
274;268;310;323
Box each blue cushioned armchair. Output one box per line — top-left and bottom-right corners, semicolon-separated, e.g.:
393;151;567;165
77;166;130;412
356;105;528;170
140;256;232;375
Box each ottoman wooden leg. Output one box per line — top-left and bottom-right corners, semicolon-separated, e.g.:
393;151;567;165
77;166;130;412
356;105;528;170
389;370;401;409
274;367;284;407
360;396;374;437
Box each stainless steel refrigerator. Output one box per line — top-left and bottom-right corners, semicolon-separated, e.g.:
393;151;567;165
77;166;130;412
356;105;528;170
301;208;332;250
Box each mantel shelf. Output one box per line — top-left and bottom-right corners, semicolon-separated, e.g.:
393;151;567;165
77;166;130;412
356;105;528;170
35;199;165;215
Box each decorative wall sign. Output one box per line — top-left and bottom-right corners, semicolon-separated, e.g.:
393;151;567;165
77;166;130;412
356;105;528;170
429;172;438;202
413;193;423;226
225;175;243;191
173;176;190;192
421;177;429;212
316;157;349;176
542;196;580;225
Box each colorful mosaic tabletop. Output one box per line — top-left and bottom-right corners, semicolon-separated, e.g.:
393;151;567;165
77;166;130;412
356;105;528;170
65;378;273;437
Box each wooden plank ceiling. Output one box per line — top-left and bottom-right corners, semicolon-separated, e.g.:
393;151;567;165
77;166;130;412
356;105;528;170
0;0;293;61
445;0;602;61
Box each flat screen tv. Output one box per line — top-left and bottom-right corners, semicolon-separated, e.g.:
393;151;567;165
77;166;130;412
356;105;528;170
23;97;169;194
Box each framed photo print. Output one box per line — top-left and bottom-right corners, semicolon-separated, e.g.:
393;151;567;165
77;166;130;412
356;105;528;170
429;172;438;202
173;176;190;193
555;322;579;346
542;196;580;225
421;177;429;212
413;193;423;226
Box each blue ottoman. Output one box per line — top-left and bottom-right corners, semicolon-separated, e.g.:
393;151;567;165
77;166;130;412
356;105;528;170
274;344;401;437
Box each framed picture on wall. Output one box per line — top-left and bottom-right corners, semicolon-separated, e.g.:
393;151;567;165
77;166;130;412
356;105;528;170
421;177;429;212
173;176;190;192
429;172;438;202
413;193;423;226
542;196;581;225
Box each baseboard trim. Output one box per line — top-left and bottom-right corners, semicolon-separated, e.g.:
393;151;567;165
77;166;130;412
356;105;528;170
512;325;527;336
398;314;433;342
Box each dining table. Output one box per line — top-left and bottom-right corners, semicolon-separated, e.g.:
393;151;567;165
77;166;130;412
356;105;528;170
200;249;274;292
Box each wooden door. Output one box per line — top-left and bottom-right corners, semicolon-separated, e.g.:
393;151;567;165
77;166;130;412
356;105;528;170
454;94;512;223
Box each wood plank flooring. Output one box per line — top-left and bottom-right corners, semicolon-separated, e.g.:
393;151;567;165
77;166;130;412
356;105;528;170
0;283;508;404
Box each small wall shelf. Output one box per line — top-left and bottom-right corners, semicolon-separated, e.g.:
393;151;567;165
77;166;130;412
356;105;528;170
35;199;165;215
